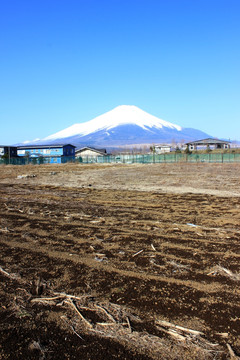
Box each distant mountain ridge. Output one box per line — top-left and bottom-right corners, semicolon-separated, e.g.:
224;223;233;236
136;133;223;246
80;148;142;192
24;105;211;148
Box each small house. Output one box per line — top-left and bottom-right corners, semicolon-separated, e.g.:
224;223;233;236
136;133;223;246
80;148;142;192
154;144;171;154
75;147;107;157
75;147;107;163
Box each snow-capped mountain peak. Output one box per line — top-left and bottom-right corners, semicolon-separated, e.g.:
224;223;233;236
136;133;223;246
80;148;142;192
44;105;182;141
26;105;211;148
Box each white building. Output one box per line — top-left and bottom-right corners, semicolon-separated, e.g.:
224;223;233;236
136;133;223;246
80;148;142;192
154;144;171;154
75;147;107;158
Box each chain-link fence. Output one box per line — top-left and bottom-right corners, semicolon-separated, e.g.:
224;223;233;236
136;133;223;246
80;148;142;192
1;152;240;165
0;156;75;165
77;152;240;164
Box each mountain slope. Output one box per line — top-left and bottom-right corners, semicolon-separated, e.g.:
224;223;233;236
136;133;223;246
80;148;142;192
28;105;211;147
43;105;182;141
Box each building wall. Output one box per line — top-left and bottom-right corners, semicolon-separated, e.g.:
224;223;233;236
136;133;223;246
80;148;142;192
18;146;75;156
189;143;230;151
18;147;64;156
17;145;75;163
62;145;75;156
76;149;104;157
155;146;171;154
0;146;18;157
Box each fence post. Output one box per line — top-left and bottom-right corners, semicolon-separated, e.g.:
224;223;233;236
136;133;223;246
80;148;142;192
8;147;11;165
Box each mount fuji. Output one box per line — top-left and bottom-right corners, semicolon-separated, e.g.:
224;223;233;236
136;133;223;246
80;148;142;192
28;105;211;148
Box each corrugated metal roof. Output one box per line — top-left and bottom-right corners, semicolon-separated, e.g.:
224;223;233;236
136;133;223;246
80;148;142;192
186;138;230;145
75;147;107;155
17;144;76;149
0;145;17;148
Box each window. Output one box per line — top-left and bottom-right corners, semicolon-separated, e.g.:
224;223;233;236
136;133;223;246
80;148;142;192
18;150;25;155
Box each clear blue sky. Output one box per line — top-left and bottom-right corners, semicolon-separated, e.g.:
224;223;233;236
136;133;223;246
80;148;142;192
0;0;239;144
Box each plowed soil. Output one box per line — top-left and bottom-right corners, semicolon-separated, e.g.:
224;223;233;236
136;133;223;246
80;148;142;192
0;163;240;359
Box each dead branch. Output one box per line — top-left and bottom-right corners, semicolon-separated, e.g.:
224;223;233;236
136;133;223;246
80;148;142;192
0;266;11;277
4;203;15;211
0;227;10;233
150;260;163;268
169;261;190;271
132;249;143;257
77;306;96;311
60;315;84;340
96;322;118;326
31;295;64;303
227;344;240;360
67;299;93;329
151;244;156;251
156;319;204;336
0;265;19;280
52;291;91;301
207;266;240;281
95;304;116;323
216;332;228;338
70;325;84;340
158;327;186;341
126;317;132;333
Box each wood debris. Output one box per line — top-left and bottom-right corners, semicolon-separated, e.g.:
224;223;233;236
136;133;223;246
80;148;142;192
67;299;93;329
0;227;10;233
156;319;204;336
207;265;240;281
151;244;156;251
1;265;226;359
156;319;219;350
227;343;240;360
132;249;143;257
0;266;20;280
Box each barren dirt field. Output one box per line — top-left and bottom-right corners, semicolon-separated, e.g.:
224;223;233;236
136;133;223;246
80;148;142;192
0;163;240;359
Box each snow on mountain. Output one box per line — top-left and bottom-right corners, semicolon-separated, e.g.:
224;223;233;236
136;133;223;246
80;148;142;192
24;105;211;148
22;138;41;144
43;105;182;141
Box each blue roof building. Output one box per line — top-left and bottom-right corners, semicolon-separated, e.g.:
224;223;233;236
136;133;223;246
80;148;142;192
17;144;76;163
